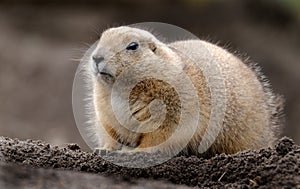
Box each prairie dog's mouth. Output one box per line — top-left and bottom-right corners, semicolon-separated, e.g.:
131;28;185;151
98;71;114;83
99;71;113;78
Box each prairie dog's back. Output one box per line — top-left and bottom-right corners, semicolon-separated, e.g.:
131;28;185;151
170;40;279;154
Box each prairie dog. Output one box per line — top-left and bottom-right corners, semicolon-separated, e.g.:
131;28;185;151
84;26;283;156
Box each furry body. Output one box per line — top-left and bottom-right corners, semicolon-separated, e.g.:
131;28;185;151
83;26;283;156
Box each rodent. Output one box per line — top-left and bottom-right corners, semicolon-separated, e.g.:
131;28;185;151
83;26;284;157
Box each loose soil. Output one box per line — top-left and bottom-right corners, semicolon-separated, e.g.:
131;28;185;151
0;136;299;188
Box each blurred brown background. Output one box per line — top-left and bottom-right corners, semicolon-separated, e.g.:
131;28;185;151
0;0;299;151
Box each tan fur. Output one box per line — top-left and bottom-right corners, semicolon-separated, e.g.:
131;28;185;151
86;26;283;156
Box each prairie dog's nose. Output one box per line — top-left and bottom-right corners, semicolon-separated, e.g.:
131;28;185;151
92;55;104;64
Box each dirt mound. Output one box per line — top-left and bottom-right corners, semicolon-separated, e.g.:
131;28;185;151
0;162;189;189
0;136;299;188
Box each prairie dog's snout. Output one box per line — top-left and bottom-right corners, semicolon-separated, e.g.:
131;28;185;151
91;49;115;83
91;55;103;73
92;55;104;64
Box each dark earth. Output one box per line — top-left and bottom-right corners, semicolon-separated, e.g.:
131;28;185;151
0;136;299;188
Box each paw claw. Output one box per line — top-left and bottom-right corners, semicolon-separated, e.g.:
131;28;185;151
94;148;108;156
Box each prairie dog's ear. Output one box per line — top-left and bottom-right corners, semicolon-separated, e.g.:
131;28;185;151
168;46;186;70
148;43;157;53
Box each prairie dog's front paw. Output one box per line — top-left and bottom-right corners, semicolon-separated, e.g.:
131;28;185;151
94;148;109;156
94;143;122;155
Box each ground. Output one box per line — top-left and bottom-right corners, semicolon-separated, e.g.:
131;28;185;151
0;136;299;188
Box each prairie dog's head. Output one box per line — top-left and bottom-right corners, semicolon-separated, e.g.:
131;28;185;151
90;26;182;87
89;26;187;135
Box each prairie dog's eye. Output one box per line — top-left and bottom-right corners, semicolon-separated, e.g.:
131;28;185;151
126;42;139;51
